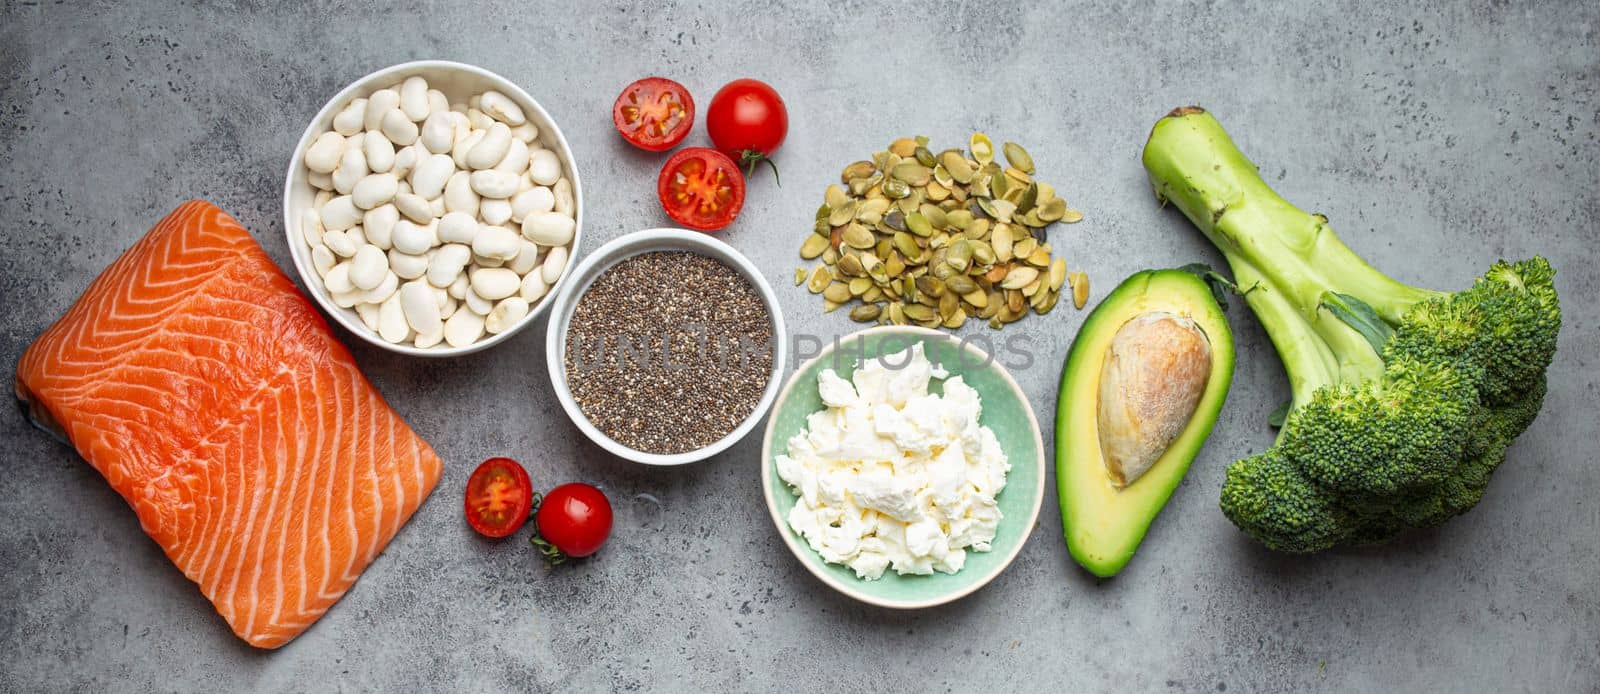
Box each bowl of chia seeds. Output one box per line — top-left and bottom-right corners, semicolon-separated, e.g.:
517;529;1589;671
544;228;787;465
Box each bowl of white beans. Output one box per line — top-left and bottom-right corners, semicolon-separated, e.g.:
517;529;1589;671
283;60;581;356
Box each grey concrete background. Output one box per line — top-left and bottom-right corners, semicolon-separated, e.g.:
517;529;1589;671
1;1;1596;691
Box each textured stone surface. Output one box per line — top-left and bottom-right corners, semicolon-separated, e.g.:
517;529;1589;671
2;1;1597;691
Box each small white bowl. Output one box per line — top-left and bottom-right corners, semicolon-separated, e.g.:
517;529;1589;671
544;229;787;465
282;60;583;357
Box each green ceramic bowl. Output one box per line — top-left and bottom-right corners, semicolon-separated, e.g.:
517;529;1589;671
761;326;1046;608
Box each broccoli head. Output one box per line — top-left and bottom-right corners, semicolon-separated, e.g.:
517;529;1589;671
1143;108;1562;553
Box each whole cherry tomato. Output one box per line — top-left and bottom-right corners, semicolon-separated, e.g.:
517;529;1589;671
531;483;613;563
705;78;788;183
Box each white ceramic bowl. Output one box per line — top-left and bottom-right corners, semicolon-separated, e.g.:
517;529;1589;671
282;60;582;357
544;229;787;465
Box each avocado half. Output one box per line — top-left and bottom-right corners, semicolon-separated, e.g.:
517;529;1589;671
1056;269;1234;577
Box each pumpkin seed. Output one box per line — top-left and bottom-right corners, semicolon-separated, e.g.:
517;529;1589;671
905;212;933;237
849;303;881;322
887;302;907;325
942;307;967;329
966;218;991;240
1036;289;1059;314
984;263;1010;284
989;171;1009;200
807;266;831;293
821;246;838;264
823;299;842;313
1021;276;1043;296
1049;258;1067;291
825;185;849;209
850;172;883;197
945;209;974;231
1002;141;1034;174
828;200;858;226
1001;266;1040;290
969;133;994;165
992;224;1015;261
891;162;932;186
1026;246;1051;267
1061;207;1084;223
823;282;852;303
914;146;936;168
963;288;988;308
1017;209;1045;228
848;277;872;296
794;267;806;285
889;138;918;157
800;233;830;259
863;286;883;303
915;276;945;298
843;222;875;249
882;179;911;199
1006;290;1025;314
1069;271;1089;309
857;197;891;221
1029;285;1051;308
1036;197;1067;222
902;275;918;299
941;151;974;184
945;240;973;272
917;204;946;231
1013;236;1037;260
945;275;978;295
989;199;1017;223
841;161;877;183
837;253;864;277
883;210;908;232
982;291;1002;318
884;251;905;277
1016;182;1038;214
867;263;891;285
902;303;936;322
892;231;922;261
938;290;959;318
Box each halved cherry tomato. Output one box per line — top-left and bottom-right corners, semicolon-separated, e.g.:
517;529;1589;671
464;457;533;538
612;77;694;152
531;483;613;562
706;78;788;181
657;147;746;231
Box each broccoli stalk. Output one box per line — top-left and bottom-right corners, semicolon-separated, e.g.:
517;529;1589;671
1141;107;1561;553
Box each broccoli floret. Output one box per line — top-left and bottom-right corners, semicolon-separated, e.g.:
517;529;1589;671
1144;108;1562;553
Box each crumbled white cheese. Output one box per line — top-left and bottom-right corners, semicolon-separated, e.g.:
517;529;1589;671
775;343;1009;579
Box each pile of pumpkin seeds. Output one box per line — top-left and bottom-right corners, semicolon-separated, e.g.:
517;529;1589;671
796;133;1087;329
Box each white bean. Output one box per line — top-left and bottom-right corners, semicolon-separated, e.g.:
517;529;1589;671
305;132;344;174
510;122;538;143
312;245;336;276
479;198;512;226
393;193;432;224
414;329;443;349
352;173;397;210
528;149;562;186
400;281;443;337
332;98;367;136
363;131;396;173
392;219;438;254
440;295;459;320
511;187;554;223
308;168;334;191
409;153;454;199
450;111;472;142
474;255;505;268
354;269;399;304
519;271;548;302
301;208;324;248
364;88;399;131
464;287;494;315
331;290;362;308
320;195;362;231
521;211;575;246
479;90;526;126
324;262;354;294
355;301;381;331
437;212;480;245
428;243;472;287
388;249;429;280
443;171;479;217
516;175;534;194
392;144;419;179
472;225;521;260
363;204;398;250
314;189;333;209
332;149;367;195
433;285;451;310
427;89;449;117
492;138;529;178
380;108;418;146
471;267;521;301
447;274;469;300
470;170;518;199
553;178;575;216
507;240;542;275
350;245;388;290
467;123;512;170
466;107;495;131
451;129;485;170
541;246;568;284
377;293;410;344
399;76;430;121
419;111;454;154
443;309;485;347
485;297;529;334
428;196;446;218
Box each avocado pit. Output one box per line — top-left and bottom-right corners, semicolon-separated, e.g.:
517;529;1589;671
1096;311;1213;487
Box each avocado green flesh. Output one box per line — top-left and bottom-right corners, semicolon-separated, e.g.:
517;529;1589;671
1056;269;1234;577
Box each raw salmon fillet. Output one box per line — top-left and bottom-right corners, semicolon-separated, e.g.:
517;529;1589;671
14;200;442;649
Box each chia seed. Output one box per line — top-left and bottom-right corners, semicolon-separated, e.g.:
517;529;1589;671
564;251;774;454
